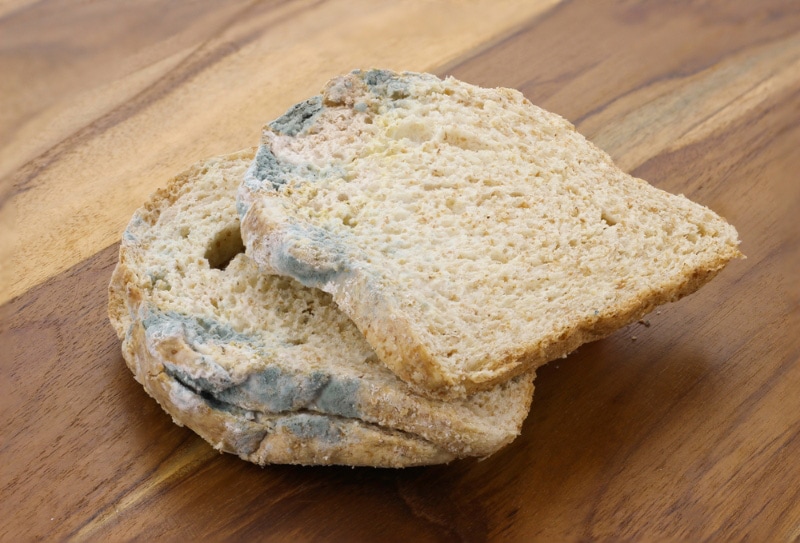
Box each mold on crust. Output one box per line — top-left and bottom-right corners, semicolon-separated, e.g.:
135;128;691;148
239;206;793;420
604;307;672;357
270;95;324;137
130;319;454;467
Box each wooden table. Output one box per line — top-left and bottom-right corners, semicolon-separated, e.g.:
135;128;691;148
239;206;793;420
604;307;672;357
3;1;799;540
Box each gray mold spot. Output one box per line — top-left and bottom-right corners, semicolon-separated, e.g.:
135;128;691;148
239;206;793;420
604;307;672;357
235;198;249;218
272;242;339;288
363;69;394;89
209;371;362;419
123;229;137;242
245;145;324;193
164;361;234;396
314;378;360;418
271;224;349;288
269;95;324;137
123;216;145;242
218;368;330;413
166;362;363;420
143;309;255;347
247;145;291;191
278;413;342;442
362;69;409;100
145;309;363;420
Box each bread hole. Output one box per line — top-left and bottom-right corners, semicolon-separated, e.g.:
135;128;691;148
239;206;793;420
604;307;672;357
287;337;307;346
388;120;433;142
205;225;245;270
443;128;489;151
600;211;618;227
342;214;358;227
445;197;465;213
490;249;509;263
179;225;190;238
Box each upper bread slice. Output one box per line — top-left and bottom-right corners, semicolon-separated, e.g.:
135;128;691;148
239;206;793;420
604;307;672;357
237;69;743;399
108;149;534;467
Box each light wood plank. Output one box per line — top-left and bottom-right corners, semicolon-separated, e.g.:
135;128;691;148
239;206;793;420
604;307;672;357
586;34;800;172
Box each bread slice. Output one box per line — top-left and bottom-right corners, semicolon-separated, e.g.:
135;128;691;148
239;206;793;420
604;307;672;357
108;149;534;467
237;69;742;399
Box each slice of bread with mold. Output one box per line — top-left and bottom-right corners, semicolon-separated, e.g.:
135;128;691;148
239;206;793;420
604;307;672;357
238;69;742;399
109;149;534;467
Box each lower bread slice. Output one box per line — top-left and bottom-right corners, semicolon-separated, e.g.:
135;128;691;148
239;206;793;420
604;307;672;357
108;149;534;467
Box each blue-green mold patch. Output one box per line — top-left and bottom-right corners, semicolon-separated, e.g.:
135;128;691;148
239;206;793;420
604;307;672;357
314;378;360;419
278;413;342;442
270;224;349;289
148;309;363;419
245;144;322;193
361;69;410;100
269;95;324;137
143;309;256;348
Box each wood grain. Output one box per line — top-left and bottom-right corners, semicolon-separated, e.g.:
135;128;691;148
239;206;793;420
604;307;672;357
0;0;560;305
3;0;800;540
